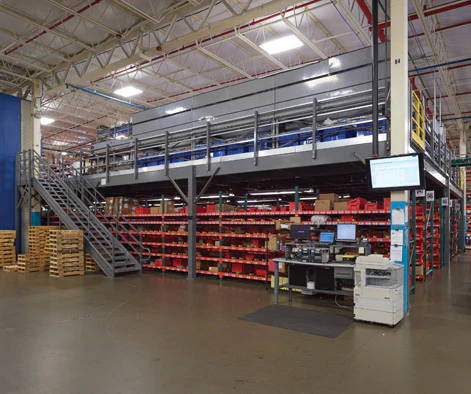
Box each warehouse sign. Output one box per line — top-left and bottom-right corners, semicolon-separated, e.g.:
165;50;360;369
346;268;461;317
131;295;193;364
451;157;471;167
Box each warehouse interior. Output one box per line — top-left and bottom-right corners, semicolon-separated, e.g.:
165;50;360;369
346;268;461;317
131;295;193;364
0;1;470;393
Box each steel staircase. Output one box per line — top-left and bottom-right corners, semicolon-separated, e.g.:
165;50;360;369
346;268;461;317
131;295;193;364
18;150;147;277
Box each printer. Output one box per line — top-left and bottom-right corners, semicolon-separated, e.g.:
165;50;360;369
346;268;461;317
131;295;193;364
354;254;404;326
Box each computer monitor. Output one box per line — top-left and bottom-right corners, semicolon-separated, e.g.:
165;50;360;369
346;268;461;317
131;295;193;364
290;225;311;240
336;224;356;241
319;232;335;243
366;153;424;191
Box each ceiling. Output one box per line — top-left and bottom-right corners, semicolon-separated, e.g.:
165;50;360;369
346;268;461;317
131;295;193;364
0;0;469;153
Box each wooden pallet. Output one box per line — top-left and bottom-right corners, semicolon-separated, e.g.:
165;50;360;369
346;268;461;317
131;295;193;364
17;254;49;272
85;254;99;272
3;264;18;272
47;230;85;278
0;231;16;266
49;270;85;278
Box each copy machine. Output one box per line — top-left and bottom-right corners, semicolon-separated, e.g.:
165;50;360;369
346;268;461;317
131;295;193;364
354;254;404;326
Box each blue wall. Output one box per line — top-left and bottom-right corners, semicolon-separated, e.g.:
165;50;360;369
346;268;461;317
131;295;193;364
0;93;21;230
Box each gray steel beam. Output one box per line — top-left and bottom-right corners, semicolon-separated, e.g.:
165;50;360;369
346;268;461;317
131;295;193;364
372;0;379;156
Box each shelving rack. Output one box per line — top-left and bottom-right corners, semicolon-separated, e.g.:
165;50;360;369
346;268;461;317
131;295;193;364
450;200;460;257
110;203;391;282
466;169;471;249
413;192;441;281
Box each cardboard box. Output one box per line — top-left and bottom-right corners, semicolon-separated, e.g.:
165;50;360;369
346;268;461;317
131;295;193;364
149;201;175;214
315;200;332;210
275;219;290;231
267;235;278;251
208;266;219;273
150;206;162;214
105;197;114;215
319;193;339;202
333;201;349;211
289;216;301;224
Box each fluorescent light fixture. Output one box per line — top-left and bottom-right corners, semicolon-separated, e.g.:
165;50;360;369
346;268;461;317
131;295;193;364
165;106;186;115
200;194;235;199
52;140;68;146
61;152;68;156
250;191;296;196
250;189;314;196
114;86;142;97
40;117;55;125
115;134;128;140
260;34;304;55
300;197;318;201
236;199;278;203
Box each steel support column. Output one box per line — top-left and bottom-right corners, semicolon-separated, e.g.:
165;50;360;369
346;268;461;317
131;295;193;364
187;166;197;279
444;181;451;264
459;132;467;252
372;0;379;156
390;0;410;314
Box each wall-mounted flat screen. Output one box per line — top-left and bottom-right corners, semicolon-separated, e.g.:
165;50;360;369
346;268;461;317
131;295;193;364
367;153;424;191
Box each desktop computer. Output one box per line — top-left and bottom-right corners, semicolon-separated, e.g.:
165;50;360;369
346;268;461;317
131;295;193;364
336;223;356;242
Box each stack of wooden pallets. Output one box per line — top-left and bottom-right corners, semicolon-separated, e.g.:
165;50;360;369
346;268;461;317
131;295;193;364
48;230;85;278
0;230;16;268
17;254;48;272
85;253;99;272
28;226;58;252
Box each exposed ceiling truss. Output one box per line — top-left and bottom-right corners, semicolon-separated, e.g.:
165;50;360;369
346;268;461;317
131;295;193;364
0;0;467;152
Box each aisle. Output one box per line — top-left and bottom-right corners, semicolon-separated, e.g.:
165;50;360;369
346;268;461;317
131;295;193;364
0;254;470;394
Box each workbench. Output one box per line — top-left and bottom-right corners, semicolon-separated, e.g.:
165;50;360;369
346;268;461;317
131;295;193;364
272;258;355;304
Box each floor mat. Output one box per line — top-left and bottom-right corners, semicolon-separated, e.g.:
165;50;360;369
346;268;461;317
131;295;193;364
240;304;352;338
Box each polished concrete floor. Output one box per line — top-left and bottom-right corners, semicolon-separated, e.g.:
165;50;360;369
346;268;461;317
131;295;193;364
1;254;471;394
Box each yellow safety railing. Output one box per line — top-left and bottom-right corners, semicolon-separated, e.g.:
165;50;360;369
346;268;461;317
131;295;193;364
411;90;425;150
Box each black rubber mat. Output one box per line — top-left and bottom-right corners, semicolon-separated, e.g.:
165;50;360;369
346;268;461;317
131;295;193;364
240;305;352;338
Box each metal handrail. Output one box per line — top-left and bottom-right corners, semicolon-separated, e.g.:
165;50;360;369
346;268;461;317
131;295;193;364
63;169;150;262
26;150;121;265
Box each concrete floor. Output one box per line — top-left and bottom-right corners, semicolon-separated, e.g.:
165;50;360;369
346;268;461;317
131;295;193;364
1;255;470;394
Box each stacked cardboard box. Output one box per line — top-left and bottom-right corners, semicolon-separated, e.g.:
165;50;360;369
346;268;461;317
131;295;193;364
315;193;340;211
85;253;99;272
0;230;16;267
48;230;85;278
104;197;140;215
149;200;175;214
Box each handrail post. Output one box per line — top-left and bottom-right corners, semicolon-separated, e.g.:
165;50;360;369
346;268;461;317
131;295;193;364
164;131;169;176
105;144;110;184
312;98;318;159
206;121;211;171
134;137;139;179
253;111;259;166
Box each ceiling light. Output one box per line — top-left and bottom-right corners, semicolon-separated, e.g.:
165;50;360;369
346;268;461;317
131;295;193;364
200;194;235;199
259;35;304;55
114;86;142;97
115;134;128;140
61;152;68;156
40;117;55;125
250;191;296;196
165;106;186;115
52;141;68;146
